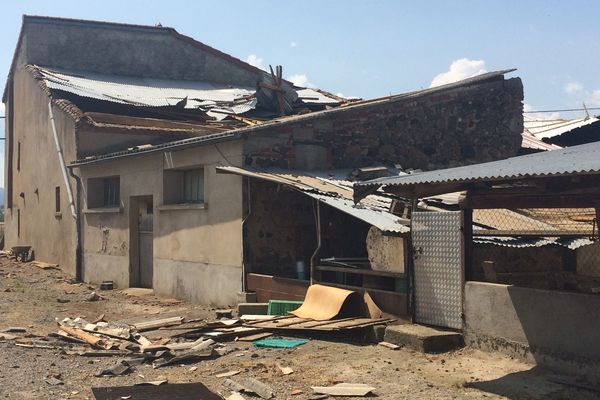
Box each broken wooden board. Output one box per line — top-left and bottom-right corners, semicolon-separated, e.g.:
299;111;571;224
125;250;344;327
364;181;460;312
378;341;400;350
92;382;221;400
59;325;114;350
131;316;184;332
237;332;273;342
311;383;376;396
244;315;393;332
215;370;241;378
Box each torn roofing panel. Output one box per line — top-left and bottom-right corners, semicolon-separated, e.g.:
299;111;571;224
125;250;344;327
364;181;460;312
216;166;409;233
34;66;342;122
524;116;600;140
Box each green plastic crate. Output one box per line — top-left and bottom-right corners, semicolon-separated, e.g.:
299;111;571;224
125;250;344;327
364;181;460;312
267;300;304;316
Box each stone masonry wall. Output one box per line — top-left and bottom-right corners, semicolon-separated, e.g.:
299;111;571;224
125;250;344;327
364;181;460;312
244;76;523;171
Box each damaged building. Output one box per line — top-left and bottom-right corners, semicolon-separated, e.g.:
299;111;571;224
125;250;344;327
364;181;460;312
3;16;524;310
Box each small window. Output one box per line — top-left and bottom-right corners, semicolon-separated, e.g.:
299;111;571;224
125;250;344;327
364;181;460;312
17;142;21;171
163;167;204;205
183;169;204;203
55;186;61;213
17;209;20;238
103;177;120;207
88;176;120;208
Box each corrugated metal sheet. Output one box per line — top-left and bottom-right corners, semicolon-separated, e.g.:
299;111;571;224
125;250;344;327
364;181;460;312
524;116;600;140
357;141;600;190
216;166;409;233
38;66;257;108
296;88;340;105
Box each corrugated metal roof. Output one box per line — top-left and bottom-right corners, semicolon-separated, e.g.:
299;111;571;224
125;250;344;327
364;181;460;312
356;141;600;191
524;116;600;140
36;66;340;121
216;166;409;233
37;66;258;120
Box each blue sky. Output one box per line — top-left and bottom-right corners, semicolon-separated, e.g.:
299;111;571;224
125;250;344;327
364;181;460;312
1;0;600;185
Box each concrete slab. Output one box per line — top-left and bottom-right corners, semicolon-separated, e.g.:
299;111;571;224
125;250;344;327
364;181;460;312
384;324;463;353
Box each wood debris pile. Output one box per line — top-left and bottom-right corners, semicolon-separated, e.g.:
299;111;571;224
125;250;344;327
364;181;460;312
0;315;265;374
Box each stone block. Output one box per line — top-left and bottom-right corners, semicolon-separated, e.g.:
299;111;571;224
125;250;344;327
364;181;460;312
384;324;463;353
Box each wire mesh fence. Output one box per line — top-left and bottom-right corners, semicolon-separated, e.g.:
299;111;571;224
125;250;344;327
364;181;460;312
469;207;600;293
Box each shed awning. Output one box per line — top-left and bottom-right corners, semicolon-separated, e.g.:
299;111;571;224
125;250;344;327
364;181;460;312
216;166;409;234
354;141;600;199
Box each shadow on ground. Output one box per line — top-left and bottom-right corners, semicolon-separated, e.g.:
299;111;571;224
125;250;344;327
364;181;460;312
467;366;600;400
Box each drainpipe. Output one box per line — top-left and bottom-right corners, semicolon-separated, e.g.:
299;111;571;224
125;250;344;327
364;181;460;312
49;102;82;281
48;102;76;219
67;166;83;282
309;200;322;285
240;178;252;292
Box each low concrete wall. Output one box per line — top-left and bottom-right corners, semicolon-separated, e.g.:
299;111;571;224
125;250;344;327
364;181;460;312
465;281;600;379
153;258;242;306
83;252;129;288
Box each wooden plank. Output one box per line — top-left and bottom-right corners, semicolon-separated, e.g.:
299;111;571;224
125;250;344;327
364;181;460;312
132;316;184;331
237;332;273;342
250;317;308;328
290;317;359;329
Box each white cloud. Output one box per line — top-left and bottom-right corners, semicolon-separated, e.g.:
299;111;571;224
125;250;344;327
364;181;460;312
246;54;265;70
430;58;487;88
288;73;309;87
290;41;297;48
588;89;600;107
564;82;583;94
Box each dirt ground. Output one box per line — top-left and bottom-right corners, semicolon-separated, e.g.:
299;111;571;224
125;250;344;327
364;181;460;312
0;258;597;400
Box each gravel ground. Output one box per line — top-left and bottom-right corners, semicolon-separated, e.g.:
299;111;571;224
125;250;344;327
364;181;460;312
0;258;597;400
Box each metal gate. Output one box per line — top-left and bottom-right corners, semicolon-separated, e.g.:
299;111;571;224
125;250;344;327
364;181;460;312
412;211;464;329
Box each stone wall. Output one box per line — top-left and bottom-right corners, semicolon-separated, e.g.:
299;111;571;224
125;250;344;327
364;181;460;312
245;76;523;171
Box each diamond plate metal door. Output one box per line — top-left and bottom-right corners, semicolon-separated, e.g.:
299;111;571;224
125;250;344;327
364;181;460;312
412;211;463;329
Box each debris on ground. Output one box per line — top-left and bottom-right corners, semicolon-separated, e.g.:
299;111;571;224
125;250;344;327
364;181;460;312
279;365;294;375
215;369;241;378
379;341;401;350
311;383;376;397
253;337;309;348
87;291;101;302
224;377;275;399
